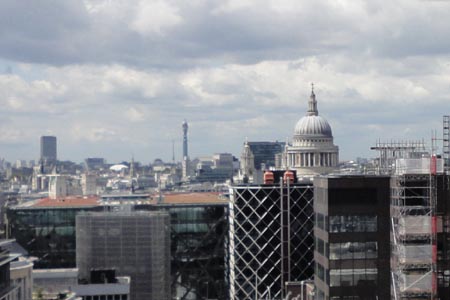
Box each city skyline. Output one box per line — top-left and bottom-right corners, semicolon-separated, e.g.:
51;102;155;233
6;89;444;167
1;1;450;162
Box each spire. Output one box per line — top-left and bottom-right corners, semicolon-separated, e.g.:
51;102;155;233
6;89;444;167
307;83;318;116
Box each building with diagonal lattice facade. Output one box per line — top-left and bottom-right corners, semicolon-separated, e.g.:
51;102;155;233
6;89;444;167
229;179;314;300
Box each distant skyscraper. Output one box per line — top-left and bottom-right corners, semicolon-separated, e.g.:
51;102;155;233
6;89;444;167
182;120;188;159
40;136;57;163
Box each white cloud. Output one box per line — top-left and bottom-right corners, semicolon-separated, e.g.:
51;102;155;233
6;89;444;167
126;107;145;122
129;0;182;36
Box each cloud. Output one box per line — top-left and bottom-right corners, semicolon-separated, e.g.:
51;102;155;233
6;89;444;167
126;107;145;122
1;0;450;162
129;0;182;36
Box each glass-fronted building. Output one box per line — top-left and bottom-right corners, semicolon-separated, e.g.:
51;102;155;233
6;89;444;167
7;192;229;300
138;193;228;300
247;141;285;170
6;196;102;268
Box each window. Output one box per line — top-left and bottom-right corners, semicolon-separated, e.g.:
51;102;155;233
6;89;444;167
329;242;377;260
317;289;325;300
329;215;377;233
316;237;325;255
316;213;325;230
330;268;377;287
316;262;326;282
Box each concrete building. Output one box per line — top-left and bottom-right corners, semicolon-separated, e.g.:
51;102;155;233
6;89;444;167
48;175;68;199
0;240;24;300
81;174;97;195
76;211;171;300
313;176;391;300
40;136;57;164
283;86;339;177
228;172;314;300
10;257;33;300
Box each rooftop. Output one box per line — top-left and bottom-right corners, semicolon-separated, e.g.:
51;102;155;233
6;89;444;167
157;192;228;205
30;196;100;208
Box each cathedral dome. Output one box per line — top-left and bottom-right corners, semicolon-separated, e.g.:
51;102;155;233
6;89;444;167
294;115;332;137
293;86;333;138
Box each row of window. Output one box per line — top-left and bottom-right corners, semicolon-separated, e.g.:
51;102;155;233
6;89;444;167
83;295;128;300
316;262;378;287
316;238;378;260
316;213;377;233
329;242;377;260
330;268;377;287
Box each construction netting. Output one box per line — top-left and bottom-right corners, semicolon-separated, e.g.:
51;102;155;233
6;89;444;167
398;216;431;235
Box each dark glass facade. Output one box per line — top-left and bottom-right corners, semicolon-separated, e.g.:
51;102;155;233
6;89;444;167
6;206;101;268
247;142;285;170
314;176;391;300
153;203;228;300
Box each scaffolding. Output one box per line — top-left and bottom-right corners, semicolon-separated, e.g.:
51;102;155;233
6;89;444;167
371;140;427;175
391;172;435;300
444;116;449;173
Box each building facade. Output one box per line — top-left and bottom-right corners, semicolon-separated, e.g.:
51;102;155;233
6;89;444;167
229;177;314;300
155;201;228;300
76;211;171;300
6;196;102;268
313;176;391;300
133;192;229;300
283;87;339;176
10;257;33;300
0;240;21;300
40;136;57;164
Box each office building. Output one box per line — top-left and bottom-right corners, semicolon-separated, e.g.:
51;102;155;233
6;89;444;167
149;192;228;300
313;176;391;300
84;157;106;171
76;211;171;300
7;196;102;268
0;240;22;300
240;141;285;171
228;172;314;300
7;192;227;300
40;136;57;164
10;257;33;300
283;86;339;176
81;174;97;195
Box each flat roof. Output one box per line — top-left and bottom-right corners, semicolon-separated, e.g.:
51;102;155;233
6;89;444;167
30;196;100;208
157;192;228;205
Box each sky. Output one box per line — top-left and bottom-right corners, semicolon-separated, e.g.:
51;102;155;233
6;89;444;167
1;0;450;164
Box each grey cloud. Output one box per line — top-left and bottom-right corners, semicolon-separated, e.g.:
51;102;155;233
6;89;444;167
4;1;450;69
